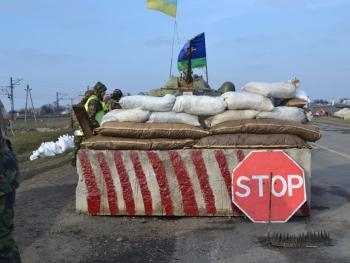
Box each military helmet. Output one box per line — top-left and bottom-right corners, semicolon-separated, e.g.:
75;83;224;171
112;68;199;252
112;89;123;100
93;81;107;94
218;81;235;94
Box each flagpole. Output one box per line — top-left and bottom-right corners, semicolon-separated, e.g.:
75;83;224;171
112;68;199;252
169;19;177;78
205;64;209;85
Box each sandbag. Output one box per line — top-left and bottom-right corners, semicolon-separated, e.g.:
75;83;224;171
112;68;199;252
243;80;299;99
100;108;151;125
81;135;195;150
334;108;350;119
209;119;321;142
295;89;311;103
95;122;209;139
119;94;176;112
194;133;310;149
344;113;350;121
221;91;274;111
147;111;200;126
257;106;307;123
205;110;259;127
280;98;308;108
172;95;227;115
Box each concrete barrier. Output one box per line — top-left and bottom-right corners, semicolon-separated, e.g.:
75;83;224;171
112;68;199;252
76;148;311;217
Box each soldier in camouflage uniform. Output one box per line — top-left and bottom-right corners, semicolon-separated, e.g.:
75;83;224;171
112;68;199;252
105;88;123;111
84;82;108;128
0;99;21;262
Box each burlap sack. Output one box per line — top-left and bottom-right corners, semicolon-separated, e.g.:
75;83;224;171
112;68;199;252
194;133;310;149
280;98;308;108
205;110;259;127
81;135;195;150
95;122;209;139
209;119;321;142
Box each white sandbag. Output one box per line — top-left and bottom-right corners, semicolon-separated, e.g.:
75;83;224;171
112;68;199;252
334;108;350;118
29;135;75;160
344;112;350;121
296;89;311;103
205;110;259;127
257;106;307;123
147;111;201;126
119;94;176;112
222;91;274;111
243;79;300;99
172;95;227;116
101;108;151;125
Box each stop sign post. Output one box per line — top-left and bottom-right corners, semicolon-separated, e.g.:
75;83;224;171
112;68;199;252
232;150;306;223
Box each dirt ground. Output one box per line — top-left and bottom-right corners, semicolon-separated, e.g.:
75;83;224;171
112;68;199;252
15;163;231;263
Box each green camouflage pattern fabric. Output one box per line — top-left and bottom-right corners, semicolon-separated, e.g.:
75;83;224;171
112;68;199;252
0;98;21;262
105;98;122;111
0;150;19;196
0;191;21;262
0;151;21;262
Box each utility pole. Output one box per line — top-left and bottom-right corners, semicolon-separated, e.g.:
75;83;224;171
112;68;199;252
24;85;37;122
56;92;68;113
9;77;22;120
56;92;60;112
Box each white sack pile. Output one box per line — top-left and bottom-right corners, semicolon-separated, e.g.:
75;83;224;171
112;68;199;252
30;134;74;161
334;108;350;120
100;78;309;128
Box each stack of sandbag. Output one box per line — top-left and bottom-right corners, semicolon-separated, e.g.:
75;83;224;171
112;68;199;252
82;94;210;150
83;122;209;150
334;108;350;120
194;119;320;149
199;79;319;149
81;84;321;150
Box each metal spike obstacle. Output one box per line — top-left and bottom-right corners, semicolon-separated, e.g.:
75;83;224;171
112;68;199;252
266;230;331;248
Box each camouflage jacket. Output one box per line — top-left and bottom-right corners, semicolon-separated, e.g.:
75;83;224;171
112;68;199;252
0;99;19;196
0;143;19;196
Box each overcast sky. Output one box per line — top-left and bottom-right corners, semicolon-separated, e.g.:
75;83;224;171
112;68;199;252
0;0;349;110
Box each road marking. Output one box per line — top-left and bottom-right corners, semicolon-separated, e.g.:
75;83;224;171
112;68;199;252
310;143;350;159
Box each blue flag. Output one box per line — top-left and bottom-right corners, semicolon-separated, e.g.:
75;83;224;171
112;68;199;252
177;33;207;71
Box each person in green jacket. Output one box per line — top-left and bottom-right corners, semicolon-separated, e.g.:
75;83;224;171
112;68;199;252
84;81;108;128
0;99;21;262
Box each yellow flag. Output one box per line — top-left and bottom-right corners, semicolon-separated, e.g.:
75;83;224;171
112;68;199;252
147;0;177;17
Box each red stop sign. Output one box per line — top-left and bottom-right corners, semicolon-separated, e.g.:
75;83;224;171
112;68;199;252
232;150;306;223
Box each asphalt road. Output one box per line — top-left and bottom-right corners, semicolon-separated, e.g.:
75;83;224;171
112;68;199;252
14;122;350;263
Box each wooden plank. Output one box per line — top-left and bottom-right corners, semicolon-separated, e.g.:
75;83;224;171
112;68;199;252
72;105;94;139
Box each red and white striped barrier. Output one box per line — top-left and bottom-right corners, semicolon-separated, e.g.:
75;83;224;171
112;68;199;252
76;149;311;216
